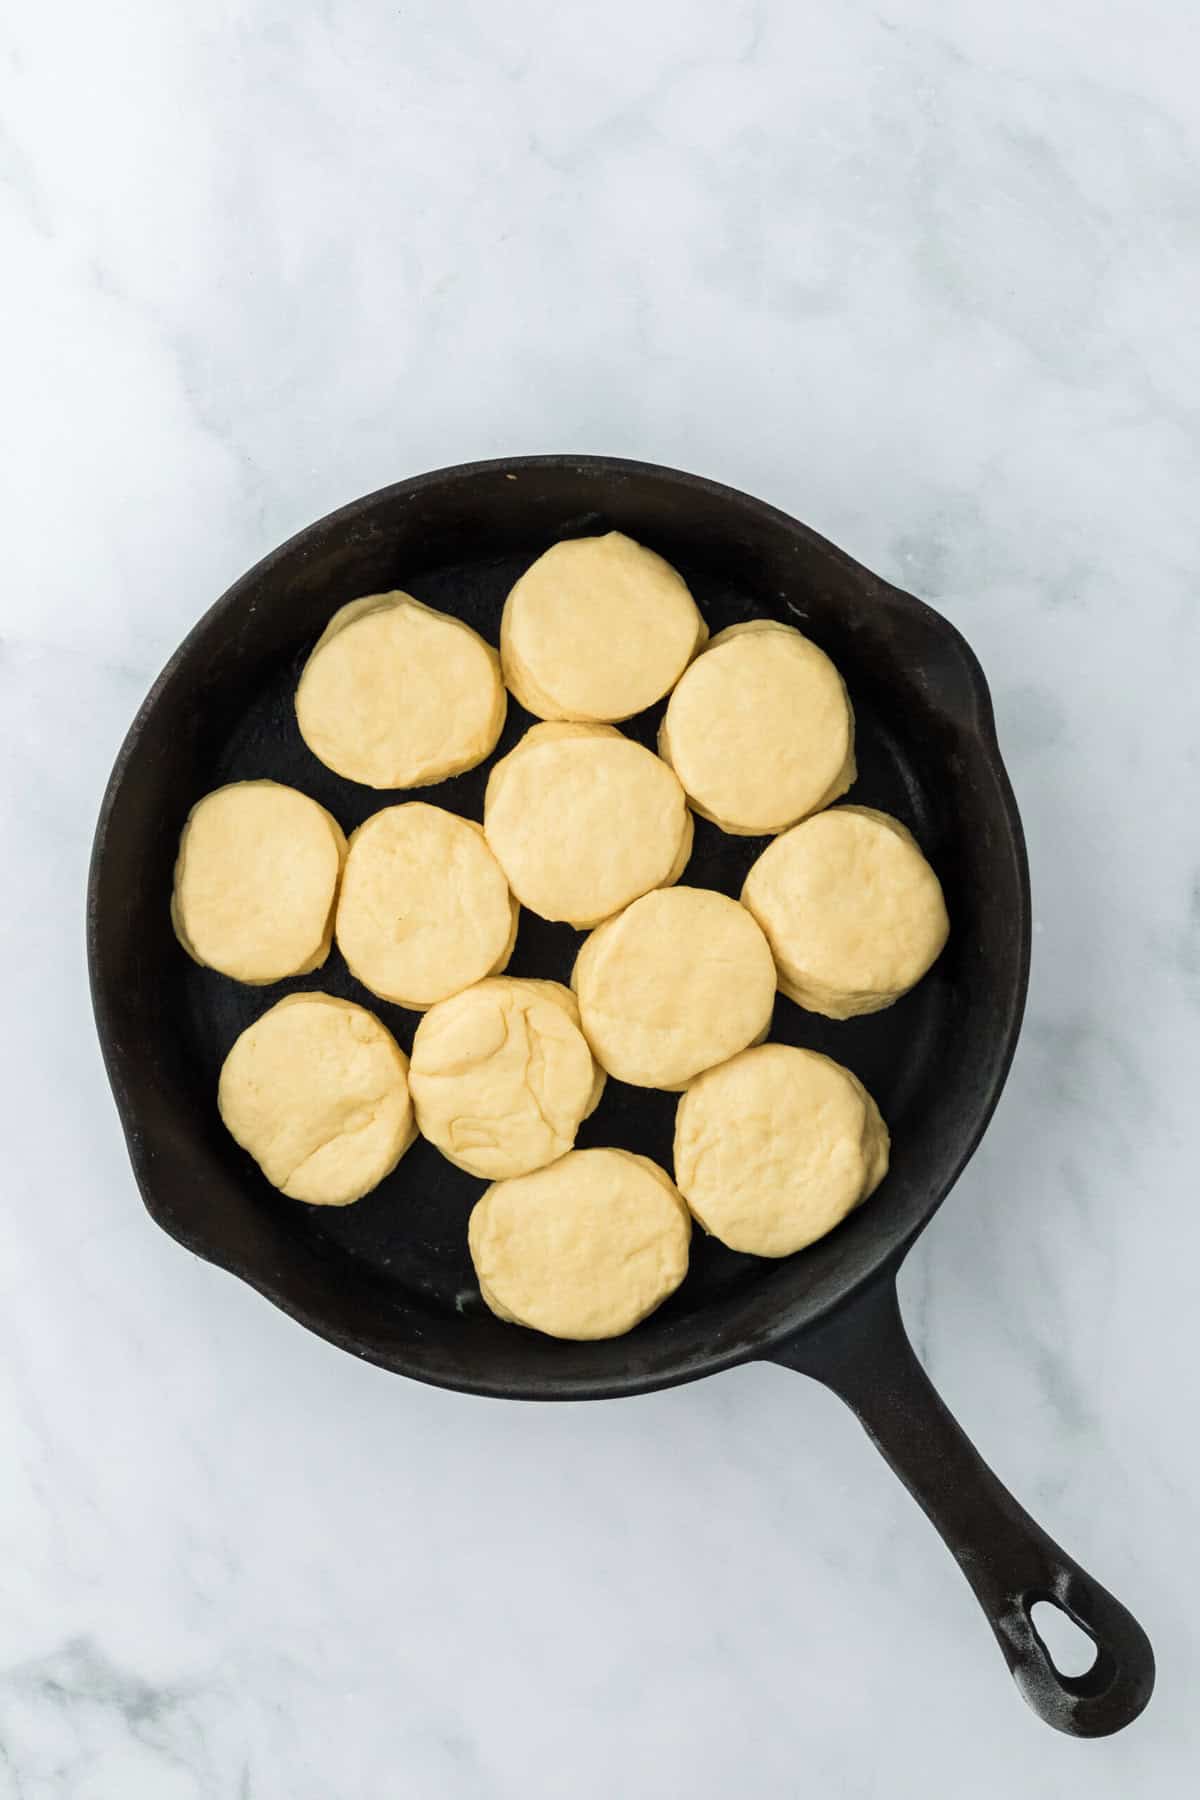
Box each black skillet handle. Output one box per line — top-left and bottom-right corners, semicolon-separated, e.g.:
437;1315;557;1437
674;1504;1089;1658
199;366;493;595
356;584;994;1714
770;1273;1154;1737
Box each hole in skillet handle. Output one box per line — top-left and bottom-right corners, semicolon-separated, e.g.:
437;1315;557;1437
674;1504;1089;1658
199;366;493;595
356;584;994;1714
1029;1599;1099;1681
999;1570;1151;1731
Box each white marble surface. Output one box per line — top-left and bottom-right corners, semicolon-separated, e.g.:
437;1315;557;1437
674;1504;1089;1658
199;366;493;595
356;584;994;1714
2;0;1198;1792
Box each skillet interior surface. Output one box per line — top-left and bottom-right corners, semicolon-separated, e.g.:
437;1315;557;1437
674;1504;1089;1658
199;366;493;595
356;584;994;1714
89;456;1029;1398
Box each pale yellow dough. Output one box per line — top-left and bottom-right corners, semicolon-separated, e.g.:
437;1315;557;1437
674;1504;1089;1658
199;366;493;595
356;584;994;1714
409;978;604;1179
469;1147;691;1339
741;805;949;1018
218;993;416;1205
572;886;777;1089
335;804;518;1010
674;1044;889;1257
171;780;346;984
483;722;692;927
500;532;708;722
295;592;506;788
659;620;856;836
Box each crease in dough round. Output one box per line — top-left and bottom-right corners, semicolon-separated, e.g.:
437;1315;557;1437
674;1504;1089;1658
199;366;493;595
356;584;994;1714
483;721;693;927
468;1147;691;1339
171;779;346;984
571;885;777;1090
673;1043;889;1258
295;591;506;789
409;977;604;1179
335;803;518;1010
658;620;856;836
500;532;708;723
741;804;949;1019
218;992;416;1205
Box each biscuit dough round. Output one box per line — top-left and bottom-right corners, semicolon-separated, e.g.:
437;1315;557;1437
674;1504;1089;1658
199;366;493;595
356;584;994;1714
659;620;856;835
572;886;777;1089
741;805;949;1018
335;804;518;1009
483;722;692;927
218;992;416;1205
409;978;604;1179
295;592;506;788
674;1044;889;1257
469;1147;691;1339
500;532;708;722
171;780;346;984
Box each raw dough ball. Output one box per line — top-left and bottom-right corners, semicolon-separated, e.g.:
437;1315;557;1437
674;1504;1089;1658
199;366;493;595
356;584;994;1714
483;722;693;927
741;805;949;1018
409;978;604;1179
572;886;777;1089
218;993;416;1205
659;620;855;835
469;1147;691;1339
500;532;707;722
674;1044;889;1257
335;803;518;1009
295;592;506;788
171;779;346;984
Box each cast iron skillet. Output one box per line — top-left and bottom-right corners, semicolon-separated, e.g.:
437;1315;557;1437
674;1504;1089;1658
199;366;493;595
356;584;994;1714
88;455;1153;1736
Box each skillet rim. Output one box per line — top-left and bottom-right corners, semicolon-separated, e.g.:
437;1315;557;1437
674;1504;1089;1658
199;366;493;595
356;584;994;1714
87;454;1032;1400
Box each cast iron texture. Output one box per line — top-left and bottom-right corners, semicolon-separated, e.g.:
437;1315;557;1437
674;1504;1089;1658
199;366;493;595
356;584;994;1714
88;455;1153;1735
